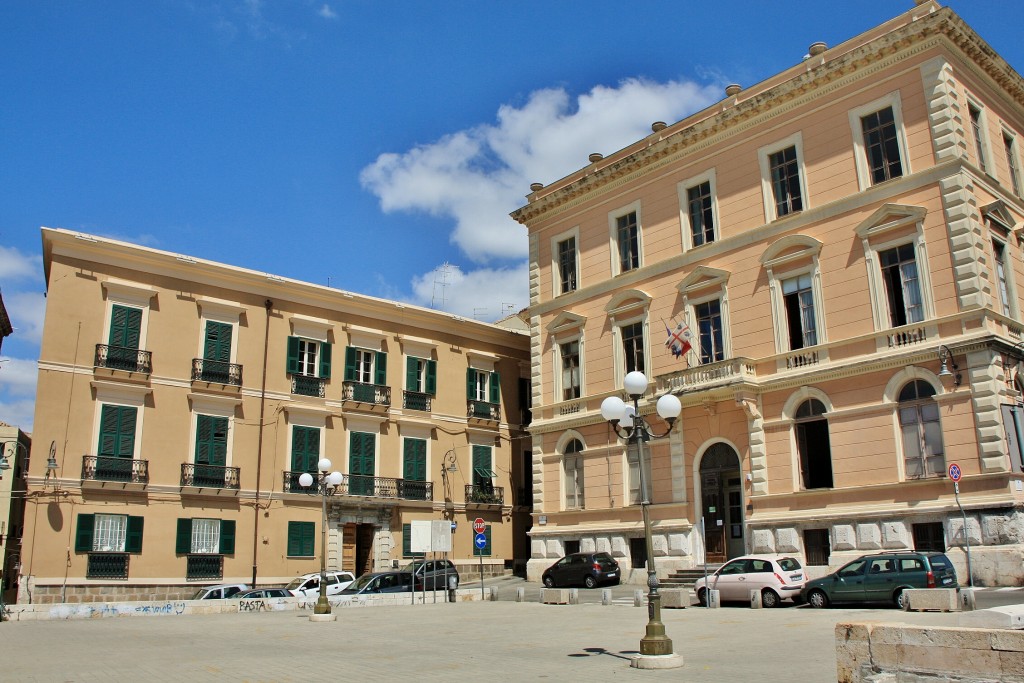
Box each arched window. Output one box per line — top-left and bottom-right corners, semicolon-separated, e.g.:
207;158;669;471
898;380;944;478
795;398;833;489
563;439;584;509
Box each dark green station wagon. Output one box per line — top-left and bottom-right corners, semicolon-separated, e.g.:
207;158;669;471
801;552;958;609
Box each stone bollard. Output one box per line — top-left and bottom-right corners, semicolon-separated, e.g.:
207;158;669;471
568;588;579;605
601;588;612;606
960;588;976;612
749;589;762;609
633;589;644;607
515;587;525;603
707;589;721;609
488;587;498;602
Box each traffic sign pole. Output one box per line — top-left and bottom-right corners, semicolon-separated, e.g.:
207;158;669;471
948;462;973;588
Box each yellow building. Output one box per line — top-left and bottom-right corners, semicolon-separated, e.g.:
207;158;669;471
513;2;1024;586
0;423;29;604
20;228;530;603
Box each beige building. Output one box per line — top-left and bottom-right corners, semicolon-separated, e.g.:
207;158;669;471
513;1;1024;586
0;423;29;604
20;228;530;603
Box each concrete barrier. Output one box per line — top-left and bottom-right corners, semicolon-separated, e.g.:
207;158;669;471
601;588;612;606
540;588;570;605
568;588;579;605
660;589;690;609
749;589;762;609
957;604;1024;629
902;588;959;612
961;588;976;611
706;589;721;609
633;589;644;607
515;587;525;602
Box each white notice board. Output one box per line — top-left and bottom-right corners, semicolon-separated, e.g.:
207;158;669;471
410;520;453;553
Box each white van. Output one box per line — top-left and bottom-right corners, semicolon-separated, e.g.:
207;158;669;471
285;571;355;598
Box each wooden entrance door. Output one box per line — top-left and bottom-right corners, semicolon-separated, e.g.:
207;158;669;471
702;471;726;563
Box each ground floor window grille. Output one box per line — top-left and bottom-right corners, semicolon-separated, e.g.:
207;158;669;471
803;528;830;566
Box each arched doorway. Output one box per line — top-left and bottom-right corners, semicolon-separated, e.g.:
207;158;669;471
699;443;743;563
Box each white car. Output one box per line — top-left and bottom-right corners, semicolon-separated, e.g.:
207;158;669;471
694;555;805;608
285;571;356;598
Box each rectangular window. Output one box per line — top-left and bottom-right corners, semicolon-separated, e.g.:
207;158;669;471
880;243;923;327
175;518;235;555
912;522;945;552
557;236;577;294
621;322;645;375
291;426;320;474
564;454;584;509
344;347;386;386
861;106;903;184
472;524;491;557
559;340;581;400
349;431;376;496
803;529;831;566
466;369;500;405
403;438;427;482
782;274;817;349
1005;132;1022;197
98;404;137;459
768;146;803;217
191;518;221;555
94;514;128;552
616;211;640;272
287;521;315;557
76;514;144;553
629;537;647;569
696;299;724;363
687;181;715;247
406;356;437;394
1002;404;1024;473
287;336;332;378
969;103;988;173
995;240;1011;315
195;414;228;467
107;304;143;370
472;445;493;488
296;339;318;376
564;540;581;555
354;349;373;383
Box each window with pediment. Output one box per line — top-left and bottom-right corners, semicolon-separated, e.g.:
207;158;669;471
675;268;731;364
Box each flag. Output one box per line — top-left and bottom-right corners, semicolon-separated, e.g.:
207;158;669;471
664;319;692;359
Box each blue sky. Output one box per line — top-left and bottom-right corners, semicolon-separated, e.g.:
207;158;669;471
0;0;1020;431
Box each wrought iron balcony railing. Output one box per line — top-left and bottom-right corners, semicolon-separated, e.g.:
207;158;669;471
191;358;243;386
186;554;224;580
465;484;504;505
291;374;326;398
403;391;431;412
95;344;152;374
282;471;432;500
467;400;500;421
82;455;149;484
342;381;391;406
87;552;129;579
180;463;241;489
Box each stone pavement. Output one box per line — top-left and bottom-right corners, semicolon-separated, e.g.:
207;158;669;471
0;601;969;682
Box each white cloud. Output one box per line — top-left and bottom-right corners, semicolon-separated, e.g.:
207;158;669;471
0;357;39;397
409;262;529;322
360;77;722;264
4;291;46;346
0;246;43;282
0;398;36;433
317;4;337;19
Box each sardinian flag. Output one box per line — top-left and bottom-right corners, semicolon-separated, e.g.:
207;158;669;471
664;319;692;359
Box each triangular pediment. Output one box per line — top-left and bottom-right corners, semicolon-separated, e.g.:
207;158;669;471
855;203;927;240
547;311;587;334
605;289;651;321
760;235;822;268
676;266;730;295
981;200;1019;235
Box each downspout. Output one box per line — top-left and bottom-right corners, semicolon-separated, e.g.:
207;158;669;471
251;299;273;587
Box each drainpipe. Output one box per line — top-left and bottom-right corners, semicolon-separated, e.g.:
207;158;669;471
251;299;273;587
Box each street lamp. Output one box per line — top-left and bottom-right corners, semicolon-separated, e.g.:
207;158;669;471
601;371;682;666
298;458;343;618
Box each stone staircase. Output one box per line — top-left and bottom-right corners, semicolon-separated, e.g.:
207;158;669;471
660;565;722;588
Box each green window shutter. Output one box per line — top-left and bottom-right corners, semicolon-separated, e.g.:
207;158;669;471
203;321;232;362
175;518;192;554
99;405;119;456
319;342;332;379
125;516;144;553
426;360;437;395
403;523;424;558
286;336;300;374
349;432;375;477
99;405;137;458
403;439;426;481
291;426;319;473
344;346;357;381
466;368;476;400
219;519;236;555
489;371;501;404
195;415;227;466
375;351;387;385
75;514;95;552
117;407;137;457
474;525;492;557
288;521;315;557
109;305;142;349
406;357;418;391
472;445;492;486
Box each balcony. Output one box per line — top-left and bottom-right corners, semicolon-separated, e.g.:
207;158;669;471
180;463;241;492
185;554;224;580
467;400;500;421
191;358;243;386
291;375;325;398
466;484;504;506
82;455;149;489
342;381;391;406
403;390;431;412
94;344;152;374
656;357;756;395
86;552;129;579
282;471;432;501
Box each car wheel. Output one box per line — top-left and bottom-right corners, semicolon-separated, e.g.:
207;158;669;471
895;589;908;610
584;575;598;589
761;588;780;609
543;575;555;588
807;589;828;609
697;587;707;607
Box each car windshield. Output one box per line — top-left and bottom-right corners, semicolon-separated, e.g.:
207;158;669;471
778;557;802;571
190;589;210;600
838;559;867;577
929;555;951;570
401;562;424;573
346;574;378;591
285;578;306;590
594;553;617;567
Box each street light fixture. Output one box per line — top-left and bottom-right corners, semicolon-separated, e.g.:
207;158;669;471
600;371;682;667
298;458;343;618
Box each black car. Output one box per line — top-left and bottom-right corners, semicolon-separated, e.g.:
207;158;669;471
542;552;620;588
403;559;460;590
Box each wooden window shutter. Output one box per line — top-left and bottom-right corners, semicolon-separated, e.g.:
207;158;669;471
466;368;475;400
489;371;501;405
375;352;387;385
426;360;437;395
219;519;236;555
75;514;95;552
319;342;332;379
175;518;193;554
344;346;357;381
406;357;418;390
125;516;145;553
286;336;300;374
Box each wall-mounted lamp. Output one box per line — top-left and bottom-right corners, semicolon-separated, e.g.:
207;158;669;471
938;345;962;387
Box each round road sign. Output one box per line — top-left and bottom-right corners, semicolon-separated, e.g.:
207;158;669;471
473;517;486;534
948;463;962;482
474;532;487;549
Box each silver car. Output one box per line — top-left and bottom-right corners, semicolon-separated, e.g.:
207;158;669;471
694;555;805;608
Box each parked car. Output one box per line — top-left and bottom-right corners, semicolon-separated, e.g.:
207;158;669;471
694;555;805;608
338;571;414;596
189;583;250;600
541;552;620;589
235;588;291;599
403;559;460;590
285;571;356;598
801;552;958;609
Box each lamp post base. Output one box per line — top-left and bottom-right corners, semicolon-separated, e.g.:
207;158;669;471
308;613;337;623
639;631;674;657
313;595;332;615
630;653;684;670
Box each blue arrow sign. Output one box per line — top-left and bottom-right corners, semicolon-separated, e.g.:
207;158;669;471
474;532;487;549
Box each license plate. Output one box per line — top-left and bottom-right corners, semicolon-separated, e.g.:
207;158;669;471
790;574;803;581
607;573;617;578
942;577;952;585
